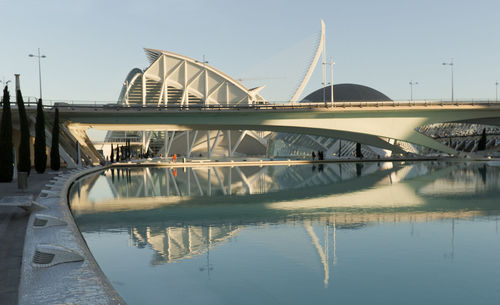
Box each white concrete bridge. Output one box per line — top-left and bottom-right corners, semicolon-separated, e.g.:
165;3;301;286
55;100;500;161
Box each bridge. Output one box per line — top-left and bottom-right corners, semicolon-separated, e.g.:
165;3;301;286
6;99;500;166
57;100;500;159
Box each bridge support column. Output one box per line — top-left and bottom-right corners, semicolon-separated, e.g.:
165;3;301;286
227;130;232;158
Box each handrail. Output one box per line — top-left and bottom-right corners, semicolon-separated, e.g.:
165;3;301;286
3;98;500;111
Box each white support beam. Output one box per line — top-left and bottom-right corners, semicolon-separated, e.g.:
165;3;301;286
166;130;176;156
163;131;168;155
204;69;208;106
163;56;168;107
207;168;212;196
191;168;203;195
142;74;146;106
227;167;232;194
143;131;152;154
206;130;211;159
158;81;165;107
182;61;188;106
187;130;198;157
235;166;252;194
213;167;227;195
231;130;247;155
209;130;222;156
206;81;226;104
123;73;140;106
227;130;232;157
145;168;157;197
185;130;190;156
247;130;268;146
187;169;191;196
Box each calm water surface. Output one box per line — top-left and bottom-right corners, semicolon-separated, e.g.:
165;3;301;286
70;161;500;305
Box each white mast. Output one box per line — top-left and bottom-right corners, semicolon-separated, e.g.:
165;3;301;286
289;20;326;104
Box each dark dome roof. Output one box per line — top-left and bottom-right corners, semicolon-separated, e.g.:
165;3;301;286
302;83;392;102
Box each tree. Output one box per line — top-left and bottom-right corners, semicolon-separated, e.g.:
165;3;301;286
477;128;487;151
34;99;47;173
110;143;114;163
0;86;14;182
50;108;60;170
17;88;31;175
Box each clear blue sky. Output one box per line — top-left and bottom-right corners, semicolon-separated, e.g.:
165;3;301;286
2;0;500;102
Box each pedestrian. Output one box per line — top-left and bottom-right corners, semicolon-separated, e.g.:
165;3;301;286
312;151;316;160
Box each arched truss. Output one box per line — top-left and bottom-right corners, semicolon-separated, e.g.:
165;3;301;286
120;48;266;107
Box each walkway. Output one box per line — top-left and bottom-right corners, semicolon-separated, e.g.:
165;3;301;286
0;171;65;305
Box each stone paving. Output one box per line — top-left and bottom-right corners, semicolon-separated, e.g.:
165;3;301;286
0;171;62;305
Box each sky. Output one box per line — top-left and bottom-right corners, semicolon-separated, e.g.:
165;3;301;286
1;0;500;103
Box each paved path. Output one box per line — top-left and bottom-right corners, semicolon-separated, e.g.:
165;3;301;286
0;170;66;305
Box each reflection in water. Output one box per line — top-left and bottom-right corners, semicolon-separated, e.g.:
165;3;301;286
70;161;500;305
131;225;240;265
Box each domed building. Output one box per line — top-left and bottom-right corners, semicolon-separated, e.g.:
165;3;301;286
302;83;392;102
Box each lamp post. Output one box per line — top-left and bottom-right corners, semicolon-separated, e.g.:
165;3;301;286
0;79;11;87
330;58;335;106
409;81;418;102
195;55;209;106
442;60;454;102
28;48;46;100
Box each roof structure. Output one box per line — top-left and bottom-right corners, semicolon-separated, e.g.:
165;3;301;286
118;48;266;107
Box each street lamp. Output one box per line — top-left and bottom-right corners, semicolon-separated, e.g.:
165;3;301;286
442;60;454;102
409;81;418;102
28;48;46;100
330;58;335;106
0;79;11;87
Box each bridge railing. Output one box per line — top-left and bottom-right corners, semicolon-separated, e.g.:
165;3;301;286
5;96;500;111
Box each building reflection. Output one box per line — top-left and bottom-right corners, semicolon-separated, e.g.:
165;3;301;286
113;209;491;287
131;224;240;265
70;161;500;287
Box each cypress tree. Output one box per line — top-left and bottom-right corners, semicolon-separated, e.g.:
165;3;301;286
110;144;114;163
478;128;487;151
50;108;60;170
17;88;31;175
0;86;14;182
35;98;47;173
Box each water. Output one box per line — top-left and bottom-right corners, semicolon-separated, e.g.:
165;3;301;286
69;161;500;305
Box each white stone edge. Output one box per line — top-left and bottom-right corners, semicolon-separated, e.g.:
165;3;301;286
18;165;127;305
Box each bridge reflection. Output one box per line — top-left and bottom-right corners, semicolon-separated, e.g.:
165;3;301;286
70;162;500;287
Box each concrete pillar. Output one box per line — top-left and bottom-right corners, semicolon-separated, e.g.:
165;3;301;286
15;74;20;90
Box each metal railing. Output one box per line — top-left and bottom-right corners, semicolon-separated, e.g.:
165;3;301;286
4;96;500;112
